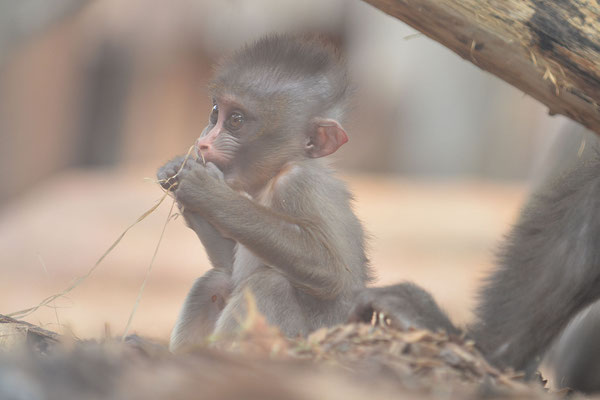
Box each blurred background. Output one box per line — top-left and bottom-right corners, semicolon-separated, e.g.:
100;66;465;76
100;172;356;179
0;0;590;341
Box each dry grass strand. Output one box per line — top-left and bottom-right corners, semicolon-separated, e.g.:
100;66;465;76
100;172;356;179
8;145;196;321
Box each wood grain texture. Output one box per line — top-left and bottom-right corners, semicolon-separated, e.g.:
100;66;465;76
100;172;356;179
0;314;60;351
362;0;600;134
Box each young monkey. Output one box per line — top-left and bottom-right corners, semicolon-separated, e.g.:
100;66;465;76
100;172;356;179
158;35;370;352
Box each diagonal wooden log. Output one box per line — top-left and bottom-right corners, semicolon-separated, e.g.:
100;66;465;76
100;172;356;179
0;314;61;352
361;0;600;134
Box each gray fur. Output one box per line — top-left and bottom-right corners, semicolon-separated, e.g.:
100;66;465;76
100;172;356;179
158;35;369;351
350;153;600;379
548;303;600;393
170;269;232;351
472;153;600;374
348;283;460;335
213;34;351;123
158;156;236;274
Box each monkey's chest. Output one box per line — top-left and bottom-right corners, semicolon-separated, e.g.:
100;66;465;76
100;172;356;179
231;244;265;286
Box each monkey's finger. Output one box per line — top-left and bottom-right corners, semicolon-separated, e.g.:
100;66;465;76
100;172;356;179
158;160;182;186
157;170;177;190
347;289;408;328
158;156;200;190
185;157;198;169
158;167;182;190
205;162;225;182
169;157;196;176
162;178;179;191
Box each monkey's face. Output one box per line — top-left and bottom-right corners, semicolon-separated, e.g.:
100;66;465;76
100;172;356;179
196;87;348;192
194;93;296;185
195;95;251;171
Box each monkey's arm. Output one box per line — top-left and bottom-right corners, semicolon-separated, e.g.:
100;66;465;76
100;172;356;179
158;156;235;272
181;213;236;273
176;162;350;298
471;157;600;375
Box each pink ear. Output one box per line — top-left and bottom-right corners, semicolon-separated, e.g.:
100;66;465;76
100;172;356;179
306;118;348;158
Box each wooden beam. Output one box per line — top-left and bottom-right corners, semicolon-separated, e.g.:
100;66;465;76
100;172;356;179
0;314;60;352
361;0;600;134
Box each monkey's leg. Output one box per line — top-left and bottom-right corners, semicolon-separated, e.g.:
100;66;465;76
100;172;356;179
169;268;232;353
213;267;308;338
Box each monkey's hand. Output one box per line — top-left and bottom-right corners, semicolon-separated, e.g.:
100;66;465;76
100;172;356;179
165;160;234;271
348;283;460;335
202;162;225;182
157;155;198;192
175;161;227;211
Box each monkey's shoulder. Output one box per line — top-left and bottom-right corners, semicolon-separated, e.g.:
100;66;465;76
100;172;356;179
262;161;353;210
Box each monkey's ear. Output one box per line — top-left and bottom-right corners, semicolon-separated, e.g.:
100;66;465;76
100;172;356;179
306;118;348;158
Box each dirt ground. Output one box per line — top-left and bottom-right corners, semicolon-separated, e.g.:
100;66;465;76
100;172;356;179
0;166;525;341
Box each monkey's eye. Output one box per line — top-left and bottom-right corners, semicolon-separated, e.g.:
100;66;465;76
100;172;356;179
209;104;218;125
227;112;245;131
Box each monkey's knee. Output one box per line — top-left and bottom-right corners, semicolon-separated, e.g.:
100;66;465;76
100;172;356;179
170;269;232;353
214;269;307;338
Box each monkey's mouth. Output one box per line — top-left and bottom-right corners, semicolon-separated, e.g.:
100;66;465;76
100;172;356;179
195;148;229;170
196;150;207;165
195;147;213;165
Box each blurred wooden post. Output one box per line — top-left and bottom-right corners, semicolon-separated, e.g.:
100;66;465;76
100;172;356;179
361;0;600;135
